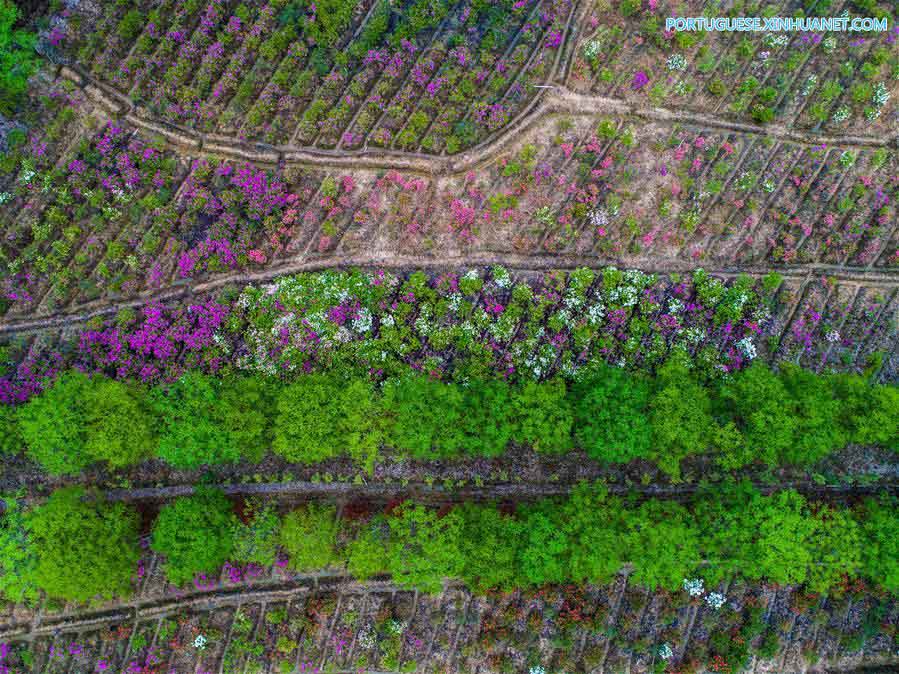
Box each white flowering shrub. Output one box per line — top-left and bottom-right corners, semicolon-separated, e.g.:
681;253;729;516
658;642;674;660
706;592;726;610
683;577;704;596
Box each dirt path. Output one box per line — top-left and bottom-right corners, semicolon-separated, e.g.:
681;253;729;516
58;64;897;181
2;252;898;335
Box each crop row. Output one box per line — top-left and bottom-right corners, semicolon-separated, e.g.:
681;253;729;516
2;84;898;320
44;0;572;151
1;484;897;673
569;0;899;136
2;579;896;673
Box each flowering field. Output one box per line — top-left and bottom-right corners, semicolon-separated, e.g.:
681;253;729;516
0;1;898;671
1;577;896;673
569;0;899;135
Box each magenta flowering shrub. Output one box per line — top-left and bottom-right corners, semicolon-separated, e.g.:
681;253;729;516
49;0;571;150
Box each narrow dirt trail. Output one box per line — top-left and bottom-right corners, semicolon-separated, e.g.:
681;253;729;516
59;64;898;180
2;252;898;335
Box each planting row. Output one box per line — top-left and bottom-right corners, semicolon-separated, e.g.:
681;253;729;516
42;0;568;151
1;483;896;609
2;359;897;479
1;578;896;674
570;0;899;136
3;92;899;317
1;268;897;451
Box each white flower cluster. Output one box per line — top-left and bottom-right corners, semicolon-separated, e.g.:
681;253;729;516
683;577;704;596
357;626;376;649
583;40;602;61
666;54;688;72
737;337;757;360
386;619;406;635
193;635;207;650
589;207;609;229
826;329;841;343
872;83;891;108
801;74;817;96
658;643;674;660
762;178;776;193
831;106;850;123
491;265;512;289
529;667;547;674
705;592;726;610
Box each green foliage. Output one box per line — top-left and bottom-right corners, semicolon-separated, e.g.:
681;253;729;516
83;378;155;468
0;1;40;115
279;504;339;571
387;502;463;593
151;489;237;586
458;504;520;592
273;374;378;467
0;404;21;456
17;371;93;475
232;502;280;567
562;484;625;584
750;490;814;586
382;374;465;459
517;502;569;586
151;373;244;468
626;500;699;590
573;365;651;463
649;355;712;477
509;379;573;453
860;498;899;593
26;488;139;602
0;493;37;603
346;523;388;580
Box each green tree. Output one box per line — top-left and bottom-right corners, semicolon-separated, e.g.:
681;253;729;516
859;498;899;593
232;501;280;567
151;373;243;468
458;379;514;457
721;363;795;466
562;484;626;584
806;506;861;594
151;489;237;585
573;366;652;463
279;504;339;571
510;379;573;453
382;375;465;459
747;490;814;586
0;405;21;456
0;1;40;115
0;493;37;603
273;374;378;467
17;372;92;475
83;378;155;468
649;355;713;477
780;365;845;464
220;375;274;462
26;488;140;602
458;503;521;592
517;503;569;586
387;503;463;593
347;522;389;581
625;500;699;591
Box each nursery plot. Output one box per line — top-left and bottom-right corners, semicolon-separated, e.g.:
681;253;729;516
3;580;895;673
568;0;899;137
45;0;573;152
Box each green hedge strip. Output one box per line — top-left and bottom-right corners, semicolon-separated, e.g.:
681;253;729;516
2;484;896;603
5;358;898;477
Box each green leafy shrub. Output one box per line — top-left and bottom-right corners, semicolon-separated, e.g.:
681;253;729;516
151;488;237;585
273;374;378;467
232;502;280;567
279;504;339;571
0;493;37;603
26;488;140;602
573;365;651;463
387;502;463;593
0;1;40;115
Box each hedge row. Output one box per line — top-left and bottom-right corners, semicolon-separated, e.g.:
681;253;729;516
3;357;897;477
2;483;896;605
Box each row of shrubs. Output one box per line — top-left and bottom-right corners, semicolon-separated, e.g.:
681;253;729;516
3;358;897;477
1;483;895;605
